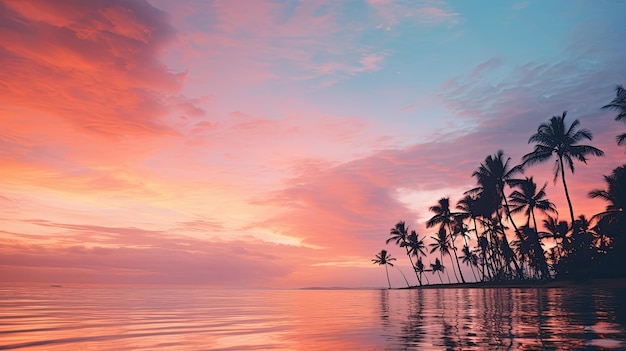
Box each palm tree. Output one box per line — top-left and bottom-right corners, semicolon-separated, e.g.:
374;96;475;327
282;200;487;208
372;249;396;289
522;111;604;225
602;84;626;145
542;215;571;268
589;164;626;262
472;150;524;279
429;227;456;283
415;257;430;285
406;230;428;286
589;165;626;228
459;245;479;281
427;197;465;283
386;221;420;285
508;177;556;279
430;258;445;284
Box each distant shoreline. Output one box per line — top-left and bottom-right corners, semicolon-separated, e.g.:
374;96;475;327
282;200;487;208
398;278;626;290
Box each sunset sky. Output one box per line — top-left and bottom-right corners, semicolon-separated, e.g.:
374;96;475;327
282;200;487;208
1;0;625;288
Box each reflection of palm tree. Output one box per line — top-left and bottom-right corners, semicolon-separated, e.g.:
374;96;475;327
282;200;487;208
522;111;604;225
427;197;465;283
602;84;626;145
372;249;396;289
430;258;445;284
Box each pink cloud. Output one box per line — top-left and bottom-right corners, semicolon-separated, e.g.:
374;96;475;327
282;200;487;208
368;0;460;30
0;0;184;137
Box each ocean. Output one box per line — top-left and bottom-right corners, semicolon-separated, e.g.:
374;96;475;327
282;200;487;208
1;285;625;350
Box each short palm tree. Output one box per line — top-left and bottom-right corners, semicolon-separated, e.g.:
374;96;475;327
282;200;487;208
415;257;430;285
429;227;456;283
372;249;396;289
522;111;604;225
602;84;626;145
430;258;445;284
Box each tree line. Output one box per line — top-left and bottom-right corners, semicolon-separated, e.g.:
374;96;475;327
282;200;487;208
372;85;626;288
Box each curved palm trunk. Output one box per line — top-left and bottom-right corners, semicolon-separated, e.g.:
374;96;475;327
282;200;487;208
441;253;451;283
559;156;576;226
446;253;458;283
422;271;430;285
385;265;391;289
395;266;410;288
404;245;422;286
496;210;523;279
473;217;487;282
447;225;466;283
530;209;550;280
436;271;443;284
501;190;525;279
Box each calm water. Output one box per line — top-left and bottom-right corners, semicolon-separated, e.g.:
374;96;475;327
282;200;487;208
1;286;625;350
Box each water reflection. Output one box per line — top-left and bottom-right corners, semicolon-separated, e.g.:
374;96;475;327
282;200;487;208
0;286;625;350
381;287;626;350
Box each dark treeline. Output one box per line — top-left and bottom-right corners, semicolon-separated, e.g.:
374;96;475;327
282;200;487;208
372;85;626;288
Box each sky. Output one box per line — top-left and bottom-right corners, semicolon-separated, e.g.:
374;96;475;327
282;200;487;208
0;0;625;289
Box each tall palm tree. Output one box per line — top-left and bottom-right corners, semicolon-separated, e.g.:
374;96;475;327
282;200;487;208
429;227;456;283
472;150;524;279
372;249;396;289
427;197;465;283
602;84;626;145
522;111;604;225
386;221;420;285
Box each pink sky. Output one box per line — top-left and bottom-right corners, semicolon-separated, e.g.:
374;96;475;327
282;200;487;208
0;0;625;288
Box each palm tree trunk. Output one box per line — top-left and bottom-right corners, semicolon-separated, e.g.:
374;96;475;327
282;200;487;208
396;266;410;288
385;265;391;289
496;210;523;279
530;209;550;280
447;225;466;283
559;156;576;226
404;245;421;286
441;253;451;283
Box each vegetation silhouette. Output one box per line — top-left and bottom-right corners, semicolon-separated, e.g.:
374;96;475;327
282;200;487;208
602;84;626;145
372;249;396;289
372;85;625;287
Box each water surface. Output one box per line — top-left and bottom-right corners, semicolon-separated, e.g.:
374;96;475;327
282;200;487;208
1;285;625;350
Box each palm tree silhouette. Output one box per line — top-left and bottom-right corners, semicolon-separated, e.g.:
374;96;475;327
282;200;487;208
407;230;427;286
430;258;445;284
522;111;604;226
415;257;430;285
427;197;465;283
429;227;456;283
372;249;396;289
589;165;626;265
472;150;524;279
508;177;556;279
386;221;420;285
602;84;626;145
